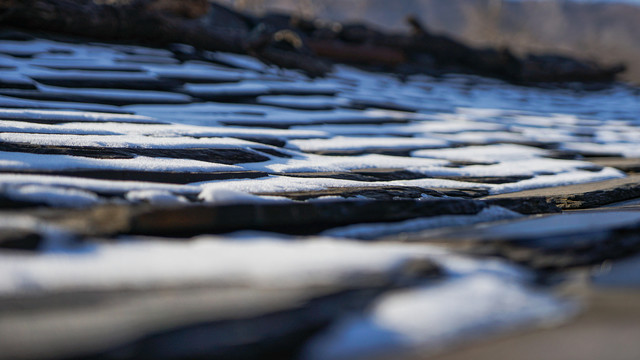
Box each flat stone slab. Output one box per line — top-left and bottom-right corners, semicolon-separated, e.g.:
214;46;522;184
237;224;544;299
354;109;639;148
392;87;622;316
0;286;380;360
130;199;487;236
24;199;487;237
260;186;488;201
396;210;640;270
30;73;182;91
0;142;272;164
484;175;640;210
283;169;431;182
0;94;134;113
219;115;411;129
0;108;158;124
184;81;337;102
0;235;442;360
0;87;193;106
599;197;640;210
1;169;268;184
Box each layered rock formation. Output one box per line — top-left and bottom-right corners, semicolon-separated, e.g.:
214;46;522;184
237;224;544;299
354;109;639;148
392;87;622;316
0;27;639;360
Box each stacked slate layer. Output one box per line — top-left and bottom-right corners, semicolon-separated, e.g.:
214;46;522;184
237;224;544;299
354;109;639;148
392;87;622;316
0;31;639;360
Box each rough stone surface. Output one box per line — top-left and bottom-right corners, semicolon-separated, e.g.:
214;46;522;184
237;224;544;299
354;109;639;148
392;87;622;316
484;176;640;210
394;210;640;270
0;286;383;360
129;199;488;236
0;142;272;164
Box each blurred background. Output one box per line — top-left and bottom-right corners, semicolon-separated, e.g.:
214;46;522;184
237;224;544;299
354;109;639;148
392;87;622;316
214;0;640;83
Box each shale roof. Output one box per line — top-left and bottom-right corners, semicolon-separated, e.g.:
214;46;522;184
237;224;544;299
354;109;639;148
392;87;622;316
1;33;640;360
